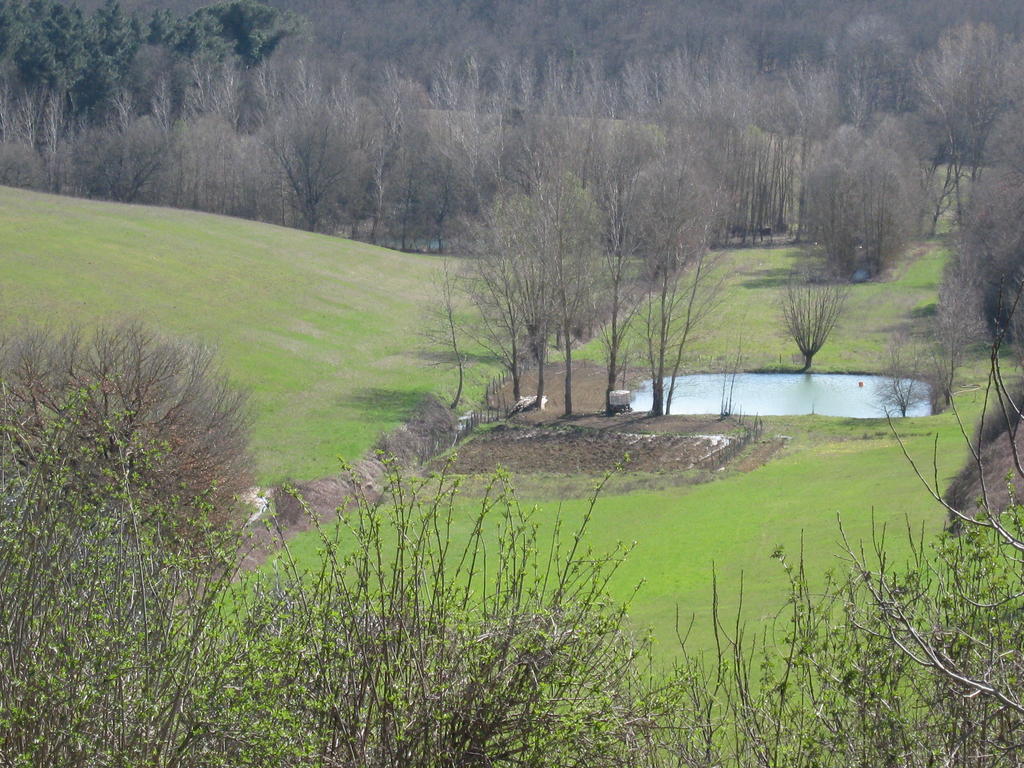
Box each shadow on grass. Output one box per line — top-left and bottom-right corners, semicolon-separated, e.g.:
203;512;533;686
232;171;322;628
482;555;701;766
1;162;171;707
740;267;791;289
910;302;937;319
346;387;426;421
415;349;494;365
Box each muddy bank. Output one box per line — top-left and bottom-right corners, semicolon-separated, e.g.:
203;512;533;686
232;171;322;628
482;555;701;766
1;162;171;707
240;395;458;569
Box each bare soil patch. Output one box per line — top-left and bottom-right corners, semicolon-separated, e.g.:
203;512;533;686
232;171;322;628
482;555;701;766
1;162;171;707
732;437;787;472
465;361;785;480
446;424;739;475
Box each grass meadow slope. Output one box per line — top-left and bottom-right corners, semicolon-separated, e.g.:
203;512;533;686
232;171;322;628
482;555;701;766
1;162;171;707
0;185;471;483
283;237;990;659
0;184;985;660
282;398;982;662
577;241;961;375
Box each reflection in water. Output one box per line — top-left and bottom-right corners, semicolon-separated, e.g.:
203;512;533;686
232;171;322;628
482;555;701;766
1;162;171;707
630;373;931;418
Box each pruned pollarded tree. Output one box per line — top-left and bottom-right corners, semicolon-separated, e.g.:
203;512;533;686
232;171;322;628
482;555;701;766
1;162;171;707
779;274;849;371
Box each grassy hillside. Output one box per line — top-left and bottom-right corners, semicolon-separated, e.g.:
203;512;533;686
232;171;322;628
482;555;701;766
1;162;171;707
1;184;981;660
576;241;963;376
527;405;976;658
282;236;987;660
282;400;979;662
0;186;469;483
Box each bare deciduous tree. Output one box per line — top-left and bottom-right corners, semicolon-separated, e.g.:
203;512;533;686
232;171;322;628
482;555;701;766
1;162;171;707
592;122;655;413
267;108;349;232
422;259;468;409
265;70;360;232
0;322;250;529
639;151;720;417
465;199;530;403
542;174;600;416
75;114;168;203
932;258;985;405
875;333;930;417
779;275;849;371
804;125;919;278
917;23;1014;221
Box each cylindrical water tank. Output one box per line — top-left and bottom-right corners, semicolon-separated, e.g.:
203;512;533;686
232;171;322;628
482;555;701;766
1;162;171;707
608;390;631;407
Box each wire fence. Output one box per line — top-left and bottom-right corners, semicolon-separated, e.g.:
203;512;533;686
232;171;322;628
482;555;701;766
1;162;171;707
693;414;764;471
484;371;513;414
445;371;515;451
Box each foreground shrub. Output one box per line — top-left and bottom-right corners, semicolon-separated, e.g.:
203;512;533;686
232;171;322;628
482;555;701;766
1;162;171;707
0;321;251;530
0;430;673;766
5;362;1024;765
0;424;245;765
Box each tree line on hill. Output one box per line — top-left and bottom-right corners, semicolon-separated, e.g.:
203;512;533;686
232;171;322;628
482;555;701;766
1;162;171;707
0;0;1021;265
69;0;1024;85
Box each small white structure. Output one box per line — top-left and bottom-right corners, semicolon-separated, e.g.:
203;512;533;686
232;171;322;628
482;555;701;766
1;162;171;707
608;390;632;414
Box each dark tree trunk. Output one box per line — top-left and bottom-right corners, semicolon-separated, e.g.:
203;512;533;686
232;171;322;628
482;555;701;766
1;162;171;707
536;360;545;405
450;358;464;410
535;337;546;407
511;365;521;401
605;346;618;415
563;324;573;416
650;376;665;417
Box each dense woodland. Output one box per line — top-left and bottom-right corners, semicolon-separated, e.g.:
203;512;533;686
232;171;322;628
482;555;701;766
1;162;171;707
63;0;1024;80
4;0;1024;380
8;0;1024;764
0;0;1020;263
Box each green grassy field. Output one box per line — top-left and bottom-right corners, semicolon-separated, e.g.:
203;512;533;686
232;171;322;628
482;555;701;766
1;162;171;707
578;241;966;376
0;186;478;483
282;400;981;662
281;235;990;661
540;405;978;658
552;239;989;655
0;185;986;660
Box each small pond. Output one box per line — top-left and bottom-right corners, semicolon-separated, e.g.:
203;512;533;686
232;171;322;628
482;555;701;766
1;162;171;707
630;373;932;418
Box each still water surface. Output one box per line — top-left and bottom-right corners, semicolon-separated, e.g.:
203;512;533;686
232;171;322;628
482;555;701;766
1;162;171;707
630;373;932;418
